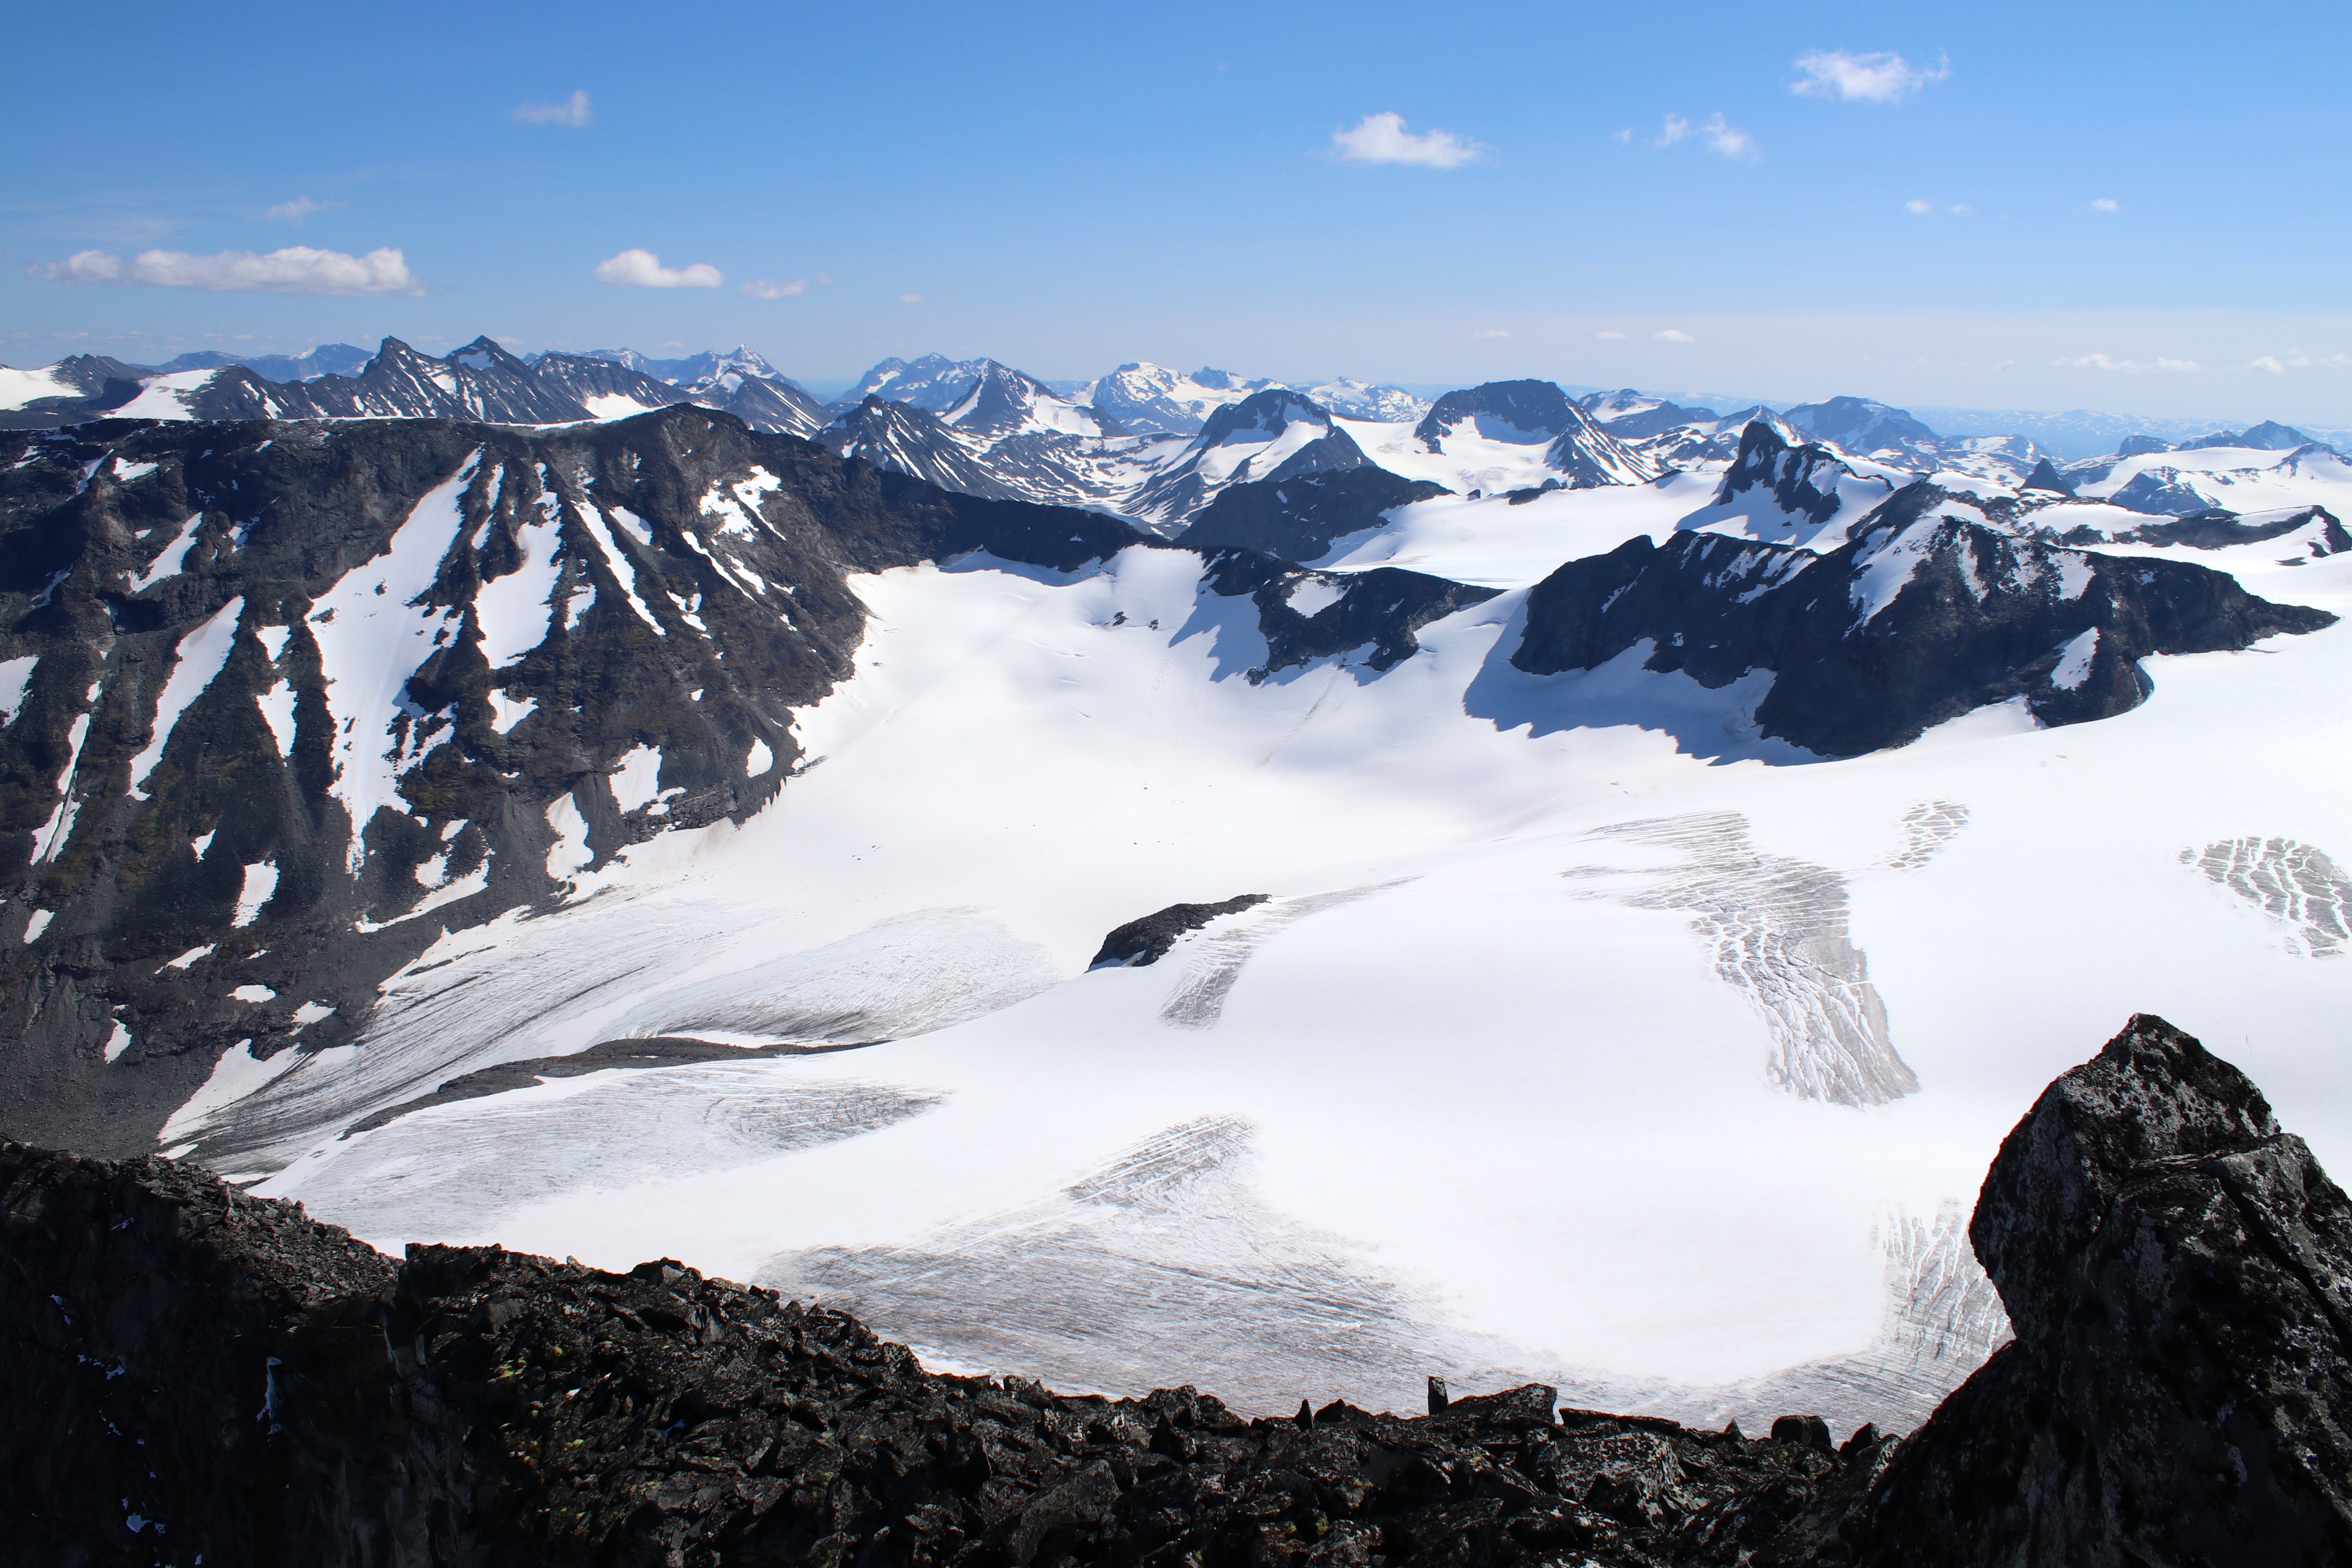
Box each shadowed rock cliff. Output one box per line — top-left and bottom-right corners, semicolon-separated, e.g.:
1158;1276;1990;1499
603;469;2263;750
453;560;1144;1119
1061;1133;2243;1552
1850;1014;2352;1565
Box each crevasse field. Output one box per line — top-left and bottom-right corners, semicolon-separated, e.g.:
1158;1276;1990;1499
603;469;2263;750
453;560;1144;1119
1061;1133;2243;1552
162;439;2352;1439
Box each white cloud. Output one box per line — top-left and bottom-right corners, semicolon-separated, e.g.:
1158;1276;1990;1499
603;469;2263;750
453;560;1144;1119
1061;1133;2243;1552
2090;197;2121;213
2053;353;2202;374
1904;199;1933;214
264;195;345;224
741;278;807;299
593;249;722;289
1608;128;1633;145
1950;203;1978;217
36;245;422;295
898;293;925;304
1790;50;1950;104
1595;330;1627;339
1330;111;1484;169
1475;328;1509;339
1654;328;1695;342
2251;356;2287;374
1656;113;1757;159
514;89;592;127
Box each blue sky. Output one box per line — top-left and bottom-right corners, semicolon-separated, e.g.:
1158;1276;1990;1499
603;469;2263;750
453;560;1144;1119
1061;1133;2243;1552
6;0;2348;423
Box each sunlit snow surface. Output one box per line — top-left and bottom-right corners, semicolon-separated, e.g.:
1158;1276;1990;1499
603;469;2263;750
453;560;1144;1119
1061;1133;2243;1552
228;519;2352;1436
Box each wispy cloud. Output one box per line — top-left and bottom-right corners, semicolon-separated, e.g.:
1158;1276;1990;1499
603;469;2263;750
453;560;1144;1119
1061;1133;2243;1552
1608;128;1633;145
2053;353;2201;373
1905;199;1934;214
898;293;925;304
1790;50;1950;104
264;195;345;224
1330;111;1484;169
740;278;806;299
2089;197;2121;213
1656;113;1757;159
1654;328;1695;342
34;245;422;295
514;89;592;127
1475;328;1509;339
593;249;722;288
2248;352;2346;373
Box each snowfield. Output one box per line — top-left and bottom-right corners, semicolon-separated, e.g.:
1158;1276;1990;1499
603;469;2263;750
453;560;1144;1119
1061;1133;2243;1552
195;484;2352;1438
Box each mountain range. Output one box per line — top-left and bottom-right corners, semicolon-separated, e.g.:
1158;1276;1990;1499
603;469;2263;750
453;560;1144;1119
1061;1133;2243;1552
5;330;2352;1439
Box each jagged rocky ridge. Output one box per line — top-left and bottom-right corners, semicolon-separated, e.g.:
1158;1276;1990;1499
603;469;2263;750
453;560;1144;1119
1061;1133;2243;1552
6;1015;2346;1564
3;337;827;437
1513;479;2334;757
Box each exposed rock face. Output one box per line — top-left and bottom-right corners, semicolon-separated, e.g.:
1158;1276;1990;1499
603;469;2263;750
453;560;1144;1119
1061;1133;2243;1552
1176;466;1451;561
2020;457;2075;495
0;1134;1900;1568
1195;549;1500;681
1853;1015;2352;1566
1709;420;1883;532
1511;481;2335;757
1088;894;1270;968
2111;504;2352;556
816;395;1029;500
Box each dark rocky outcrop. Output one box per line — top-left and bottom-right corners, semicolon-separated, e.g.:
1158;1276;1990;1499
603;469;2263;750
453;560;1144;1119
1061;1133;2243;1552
1511;481;2335;757
1196;549;1500;682
1176;467;1450;561
2020;457;2075;496
1088;894;1270;968
2113;504;2352;555
0;1134;1898;1568
1850;1015;2352;1565
7;1016;2347;1563
1708;421;1883;530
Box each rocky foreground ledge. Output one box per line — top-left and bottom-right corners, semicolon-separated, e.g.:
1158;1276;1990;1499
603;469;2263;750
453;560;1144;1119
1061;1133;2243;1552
3;1016;2349;1567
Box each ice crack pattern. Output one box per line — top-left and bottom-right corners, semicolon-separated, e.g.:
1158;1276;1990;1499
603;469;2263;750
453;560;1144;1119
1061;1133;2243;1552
1566;812;1919;1107
1889;800;1969;871
1158;881;1412;1030
2183;836;2352;956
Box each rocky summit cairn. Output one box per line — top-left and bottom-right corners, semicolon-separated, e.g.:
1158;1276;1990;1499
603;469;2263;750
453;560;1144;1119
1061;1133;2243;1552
1853;1013;2352;1565
1;1015;2348;1564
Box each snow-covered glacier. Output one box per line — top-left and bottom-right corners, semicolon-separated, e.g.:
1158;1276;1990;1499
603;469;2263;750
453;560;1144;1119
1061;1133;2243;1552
5;405;2350;1443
